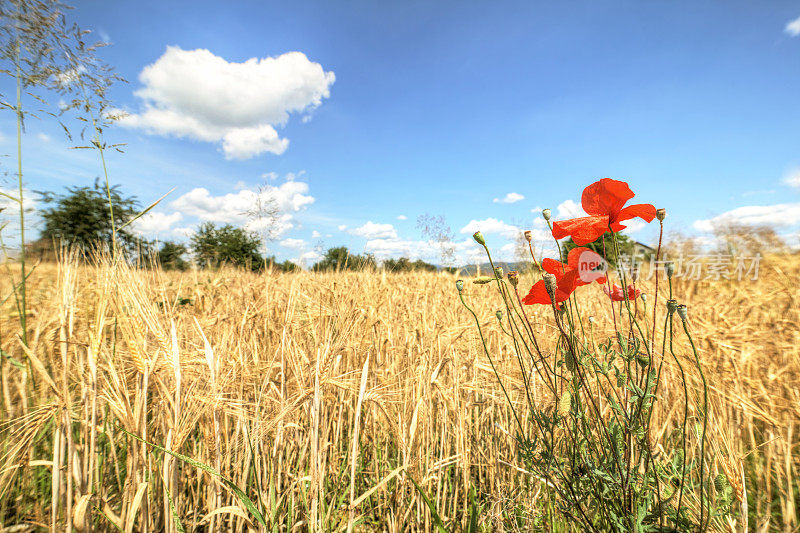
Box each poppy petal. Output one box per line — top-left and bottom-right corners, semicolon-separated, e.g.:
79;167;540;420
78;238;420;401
581;178;634;219
610;203;657;231
522;280;551;305
552;216;609;246
567;247;607;286
542;258;568;278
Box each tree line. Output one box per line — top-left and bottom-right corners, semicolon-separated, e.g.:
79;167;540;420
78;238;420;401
25;180;445;272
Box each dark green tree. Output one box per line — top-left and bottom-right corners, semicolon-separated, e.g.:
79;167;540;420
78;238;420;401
190;222;262;270
37;179;139;252
383;257;438;272
312;246;376;271
155;241;188;271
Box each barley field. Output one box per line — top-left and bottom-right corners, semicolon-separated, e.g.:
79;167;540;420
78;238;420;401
0;252;798;532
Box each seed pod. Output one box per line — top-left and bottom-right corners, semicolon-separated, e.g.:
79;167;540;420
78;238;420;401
666;299;678;315
558;390;571;417
640;293;647;303
677;304;688;321
455;279;464;292
656;208;666;222
542;208;552;221
473;231;486;245
588;315;595;324
523;230;532;243
472;276;494;285
495;310;503;321
665;262;675;279
543;273;558;300
494;266;503;278
507;270;519;287
636;353;650;369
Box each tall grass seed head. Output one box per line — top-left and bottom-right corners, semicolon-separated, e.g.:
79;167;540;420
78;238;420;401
656;208;666;222
472;231;486;245
542;208;551;221
677;303;688;321
473;276;494;285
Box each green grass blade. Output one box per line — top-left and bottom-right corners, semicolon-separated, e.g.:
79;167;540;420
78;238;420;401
408;474;448;533
120;428;266;526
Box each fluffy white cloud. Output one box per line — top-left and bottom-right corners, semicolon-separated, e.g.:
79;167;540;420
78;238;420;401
132;211;183;235
397;215;407;220
493;192;525;204
337;224;347;231
280;238;306;249
119;46;335;159
783;169;800;189
785;16;800;37
556;199;585;219
169;179;314;238
460;218;520;240
693;203;800;232
311;230;321;238
349;221;398;239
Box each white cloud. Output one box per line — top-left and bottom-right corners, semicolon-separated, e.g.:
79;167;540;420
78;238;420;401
280;238;306;249
783;169;800;189
311;230;321;238
118;46;335;159
397;215;407;220
169;179;314;238
556;199;585;219
349;221;398;240
460;218;520;239
619;219;646;234
493;192;525;204
693;203;800;232
337;224;347;231
530;206;543;214
785;16;800;37
132;211;183;236
37;133;50;142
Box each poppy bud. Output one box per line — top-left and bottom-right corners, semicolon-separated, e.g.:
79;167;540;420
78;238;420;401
507;270;519;287
495;310;503;321
640;293;647;303
677;304;688;321
494;266;503;278
656;208;666;222
542;208;552;221
473;231;486;246
543;273;558;300
523;230;532;243
665;262;674;279
588;316;595;324
455;279;464;292
666;299;678;315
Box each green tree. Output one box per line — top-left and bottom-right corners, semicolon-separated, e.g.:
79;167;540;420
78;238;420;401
37;179;139;252
312;246;375;271
191;222;262;270
155;241;188;271
383;257;438;272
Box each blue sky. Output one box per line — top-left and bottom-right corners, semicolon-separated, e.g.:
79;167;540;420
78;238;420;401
1;1;800;266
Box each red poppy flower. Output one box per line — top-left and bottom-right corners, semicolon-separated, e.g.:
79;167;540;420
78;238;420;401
551;179;657;245
522;269;579;309
603;284;642;302
542;247;607;287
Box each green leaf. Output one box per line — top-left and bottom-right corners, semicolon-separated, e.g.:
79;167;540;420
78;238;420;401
120;428;266;526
